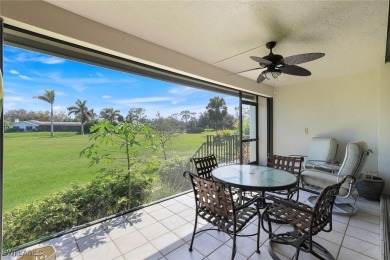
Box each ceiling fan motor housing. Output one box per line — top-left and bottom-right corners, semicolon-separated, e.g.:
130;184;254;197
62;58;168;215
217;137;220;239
263;54;283;65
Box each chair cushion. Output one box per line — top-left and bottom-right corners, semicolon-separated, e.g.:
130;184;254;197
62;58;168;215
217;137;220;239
301;170;349;196
307;137;338;163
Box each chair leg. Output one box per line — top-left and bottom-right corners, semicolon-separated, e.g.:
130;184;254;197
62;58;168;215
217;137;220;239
256;203;261;253
256;221;261;253
231;222;237;260
295;248;300;259
189;213;198;251
267;214;273;239
295;189;300;201
231;232;237;260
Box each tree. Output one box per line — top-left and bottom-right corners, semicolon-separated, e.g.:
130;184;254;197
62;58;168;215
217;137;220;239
52;111;73;122
33;89;55;136
127;108;146;125
153;112;179;160
86;109;97;121
206;96;228;130
4;109;28;123
80;121;155;208
100;108;121;124
198;111;210;129
67;99;88;135
180;110;194;130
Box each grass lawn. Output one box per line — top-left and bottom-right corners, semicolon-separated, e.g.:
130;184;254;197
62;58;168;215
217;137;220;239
4;131;207;212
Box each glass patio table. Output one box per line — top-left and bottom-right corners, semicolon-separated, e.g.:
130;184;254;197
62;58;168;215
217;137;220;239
211;164;297;204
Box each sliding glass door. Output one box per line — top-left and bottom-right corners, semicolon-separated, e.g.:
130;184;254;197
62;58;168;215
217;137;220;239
240;93;259;164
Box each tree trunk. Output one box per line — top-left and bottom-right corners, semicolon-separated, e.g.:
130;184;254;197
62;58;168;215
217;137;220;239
50;104;54;137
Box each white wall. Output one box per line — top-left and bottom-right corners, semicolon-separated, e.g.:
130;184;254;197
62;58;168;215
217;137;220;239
273;68;390;193
378;64;390;194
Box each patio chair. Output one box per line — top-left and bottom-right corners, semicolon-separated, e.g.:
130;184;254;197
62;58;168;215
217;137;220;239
191;154;243;201
184;171;261;260
301;140;372;215
300;137;338;170
261;176;347;260
190;154;218;179
266;154;304;201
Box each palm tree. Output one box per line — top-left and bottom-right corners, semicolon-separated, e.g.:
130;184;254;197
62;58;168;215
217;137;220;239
180;110;191;128
86;108;97;120
67;99;88;135
206;96;228;130
127;108;146;125
33;89;55;136
100;108;121;124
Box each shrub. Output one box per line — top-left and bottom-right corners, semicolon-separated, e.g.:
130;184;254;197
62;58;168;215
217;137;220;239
5;128;20;133
3;169;153;250
153;155;192;201
186;126;204;133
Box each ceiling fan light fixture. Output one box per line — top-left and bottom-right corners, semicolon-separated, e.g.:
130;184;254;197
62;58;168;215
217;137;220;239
263;68;281;80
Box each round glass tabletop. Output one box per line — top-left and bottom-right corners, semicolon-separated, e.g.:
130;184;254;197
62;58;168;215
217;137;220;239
212;164;297;191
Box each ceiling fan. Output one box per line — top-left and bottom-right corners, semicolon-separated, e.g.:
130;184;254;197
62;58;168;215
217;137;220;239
235;41;325;83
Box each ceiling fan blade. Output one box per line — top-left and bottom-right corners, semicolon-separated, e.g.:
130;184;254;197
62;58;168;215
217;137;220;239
257;73;266;83
282;53;325;65
280;65;311;76
228;67;262;75
250;56;272;66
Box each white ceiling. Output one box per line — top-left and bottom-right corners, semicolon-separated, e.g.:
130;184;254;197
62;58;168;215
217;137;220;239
44;0;388;87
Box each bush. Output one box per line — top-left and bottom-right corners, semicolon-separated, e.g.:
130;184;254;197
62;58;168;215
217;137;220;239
153;155;192;201
186;127;204;133
3;169;153;250
5;128;21;133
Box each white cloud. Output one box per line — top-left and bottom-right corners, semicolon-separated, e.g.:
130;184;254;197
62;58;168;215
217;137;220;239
37;56;65;65
171;98;186;105
14;52;65;65
19;75;31;80
169;86;200;95
114;97;172;106
8;69;31;80
4;101;18;110
39;72;110;92
7;96;24;102
53;105;66;111
4;89;18;94
102;95;111;99
55;91;67;97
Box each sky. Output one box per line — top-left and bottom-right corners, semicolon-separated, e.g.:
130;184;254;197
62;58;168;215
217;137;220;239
3;45;238;120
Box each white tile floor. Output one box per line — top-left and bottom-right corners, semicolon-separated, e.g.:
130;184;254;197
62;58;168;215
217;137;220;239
4;190;381;260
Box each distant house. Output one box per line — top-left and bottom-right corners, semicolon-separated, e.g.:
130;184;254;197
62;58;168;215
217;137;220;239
9;120;81;132
9;120;40;132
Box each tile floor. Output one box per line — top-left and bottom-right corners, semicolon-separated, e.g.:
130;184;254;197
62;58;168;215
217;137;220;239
4;190;381;260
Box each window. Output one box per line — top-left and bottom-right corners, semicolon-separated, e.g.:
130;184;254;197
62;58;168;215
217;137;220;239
1;24;271;251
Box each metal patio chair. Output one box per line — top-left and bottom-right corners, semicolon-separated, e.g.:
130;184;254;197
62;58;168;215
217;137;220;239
261;176;347;260
267;154;304;201
184;171;261;260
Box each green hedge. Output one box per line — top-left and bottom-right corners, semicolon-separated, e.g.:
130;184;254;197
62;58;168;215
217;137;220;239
3;170;153;250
